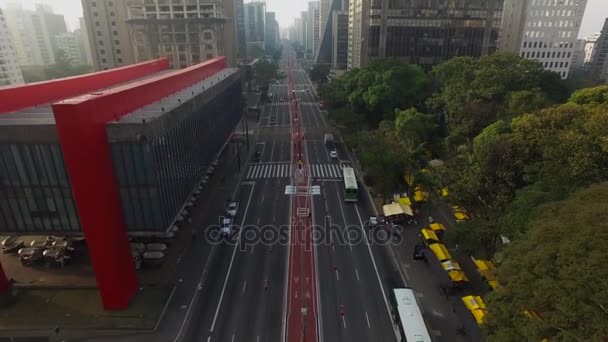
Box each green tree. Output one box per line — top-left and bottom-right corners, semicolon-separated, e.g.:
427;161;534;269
429;53;568;135
253;60;282;88
569;85;608;105
395;107;438;148
484;183;608;342
310;63;331;86
44;49;93;80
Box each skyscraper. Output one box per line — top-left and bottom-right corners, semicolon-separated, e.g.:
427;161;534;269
316;0;347;67
0;8;24;85
589;18;608;83
499;0;588;79
4;3;67;66
348;0;503;70
308;1;320;60
125;0;236;69
265;12;278;50
81;0;135;70
55;30;90;66
234;0;246;58
244;2;266;56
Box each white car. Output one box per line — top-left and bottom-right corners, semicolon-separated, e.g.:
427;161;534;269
220;216;233;236
226;201;238;217
330;150;338;159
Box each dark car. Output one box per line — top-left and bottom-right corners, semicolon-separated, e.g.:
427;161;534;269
269;118;276;125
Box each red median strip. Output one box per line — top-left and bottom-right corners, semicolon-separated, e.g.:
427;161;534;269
285;57;318;342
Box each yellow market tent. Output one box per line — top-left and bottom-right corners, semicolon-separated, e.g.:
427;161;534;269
442;260;470;283
462;295;487;325
396;196;412;206
474;259;498;290
383;203;413;217
420;228;439;244
429;243;452;262
429;223;446;233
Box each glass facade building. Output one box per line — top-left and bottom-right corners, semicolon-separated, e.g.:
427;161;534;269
0;143;80;233
0;69;242;234
348;0;503;69
110;79;242;232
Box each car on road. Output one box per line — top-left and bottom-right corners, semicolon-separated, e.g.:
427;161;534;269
368;217;379;229
269;118;276;125
220;216;233;236
253;151;261;162
275;80;280;84
330;150;338;159
279;97;283;102
206;166;215;175
225;201;238;217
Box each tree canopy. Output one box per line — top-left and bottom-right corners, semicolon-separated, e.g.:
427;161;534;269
484;183;608;342
428;53;568;135
321;59;432;127
253;60;283;88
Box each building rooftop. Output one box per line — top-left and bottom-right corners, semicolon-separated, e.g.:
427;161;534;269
113;68;238;125
0;70;175;127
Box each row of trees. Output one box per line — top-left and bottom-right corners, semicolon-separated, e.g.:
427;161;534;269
320;53;608;340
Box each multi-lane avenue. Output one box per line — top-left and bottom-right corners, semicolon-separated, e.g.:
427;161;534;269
181;52;403;342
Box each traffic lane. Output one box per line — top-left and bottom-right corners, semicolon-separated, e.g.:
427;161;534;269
300;101;321;128
315;183;368;341
279;103;290;127
183;182;255;342
321;180;380;342
251;177;290;341
206;180;269;342
331;185;398;342
312;186;344;342
214;178;290;342
308;139;331;165
307;102;328;127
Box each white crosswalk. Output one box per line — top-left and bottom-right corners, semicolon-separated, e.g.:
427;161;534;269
245;163;349;180
310;164;344;179
246;163;292;179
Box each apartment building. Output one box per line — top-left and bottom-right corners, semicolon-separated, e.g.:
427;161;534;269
0;8;23;85
590;18;608;83
82;0;135;70
126;0;236;68
4;4;67;66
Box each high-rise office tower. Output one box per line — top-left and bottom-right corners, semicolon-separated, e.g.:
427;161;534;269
234;0;246;58
244;1;266;56
499;0;588;79
265;12;278;49
79;17;94;66
125;0;236;68
308;1;320;60
583;32;601;64
0;8;24;85
4;3;67;66
348;0;503;70
82;0;135;70
316;0;347;67
590;18;608;83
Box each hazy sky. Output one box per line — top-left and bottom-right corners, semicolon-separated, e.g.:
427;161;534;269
0;0;605;37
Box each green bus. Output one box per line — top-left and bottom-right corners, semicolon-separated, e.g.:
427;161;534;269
342;167;358;202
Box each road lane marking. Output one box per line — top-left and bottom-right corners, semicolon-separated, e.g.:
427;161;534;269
242;281;247;294
365;311;371;328
232;334;235;342
354;204;400;341
251;244;255;255
207;336;211;342
210;182;256;332
336;192;354;252
336;269;340;281
155;285;177;332
342;316;347;328
355;268;360;281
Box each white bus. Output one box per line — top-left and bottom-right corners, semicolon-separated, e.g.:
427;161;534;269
390;288;432;342
342;167;358;202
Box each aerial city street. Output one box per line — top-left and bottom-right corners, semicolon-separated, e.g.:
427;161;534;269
0;0;607;341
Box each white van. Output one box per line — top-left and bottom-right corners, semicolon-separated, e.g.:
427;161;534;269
220;216;233;236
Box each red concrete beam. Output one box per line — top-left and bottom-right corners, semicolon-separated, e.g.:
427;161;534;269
50;56;227;310
0;58;170;114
